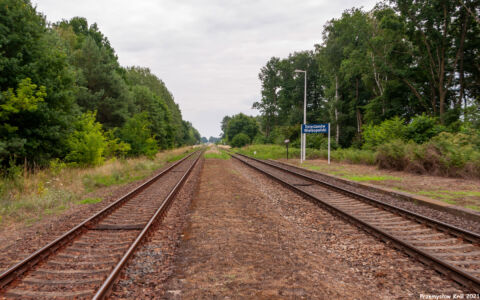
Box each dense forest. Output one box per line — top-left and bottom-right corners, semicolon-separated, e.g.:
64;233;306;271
0;0;200;171
222;0;480;177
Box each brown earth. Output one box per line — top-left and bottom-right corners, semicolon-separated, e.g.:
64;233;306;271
281;158;480;209
163;158;465;299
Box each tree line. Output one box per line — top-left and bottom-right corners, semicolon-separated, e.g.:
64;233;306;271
0;0;200;170
248;0;479;149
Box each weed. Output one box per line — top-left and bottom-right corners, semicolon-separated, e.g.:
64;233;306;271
78;197;102;205
235;144;376;165
0;146;193;227
466;205;480;211
204;152;230;160
344;175;402;182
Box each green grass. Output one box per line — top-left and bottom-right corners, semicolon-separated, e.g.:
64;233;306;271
343;175;402;182
78;197;102;205
204;151;230;160
234;144;305;160
83;172;143;192
466;205;480;211
440;190;480;197
234;144;376;165
418;191;458;204
419;190;480;201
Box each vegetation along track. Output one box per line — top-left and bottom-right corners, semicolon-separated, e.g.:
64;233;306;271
231;152;480;292
0;149;203;299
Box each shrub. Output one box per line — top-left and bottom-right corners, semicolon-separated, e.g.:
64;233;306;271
119;113;158;158
230;133;250;148
362;117;407;150
65;112;107;166
375;133;480;178
406;114;445;144
103;130;131;159
376;139;410;170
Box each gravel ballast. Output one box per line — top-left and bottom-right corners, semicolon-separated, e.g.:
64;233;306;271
162;158;465;298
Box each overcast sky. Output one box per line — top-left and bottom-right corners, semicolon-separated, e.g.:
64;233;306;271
33;0;378;138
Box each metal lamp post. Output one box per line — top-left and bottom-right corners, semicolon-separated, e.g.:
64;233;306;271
295;69;307;163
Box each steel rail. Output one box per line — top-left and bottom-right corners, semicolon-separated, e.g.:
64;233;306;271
93;149;203;299
230;153;480;292
237;153;480;244
0;150;199;290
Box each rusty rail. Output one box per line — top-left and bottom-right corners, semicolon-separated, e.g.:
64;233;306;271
93;149;202;299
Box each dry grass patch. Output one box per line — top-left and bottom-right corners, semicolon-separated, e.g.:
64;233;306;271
0;147;193;226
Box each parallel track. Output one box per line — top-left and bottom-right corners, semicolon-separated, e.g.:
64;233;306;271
231;152;480;292
0;149;203;299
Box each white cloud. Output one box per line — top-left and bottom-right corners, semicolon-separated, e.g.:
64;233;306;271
33;0;378;137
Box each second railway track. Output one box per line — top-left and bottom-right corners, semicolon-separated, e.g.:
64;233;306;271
231;152;480;293
0;149;203;299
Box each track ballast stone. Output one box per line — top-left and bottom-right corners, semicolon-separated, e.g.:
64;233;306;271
162;159;465;299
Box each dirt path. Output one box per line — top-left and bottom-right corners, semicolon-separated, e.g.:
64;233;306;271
164;159;464;299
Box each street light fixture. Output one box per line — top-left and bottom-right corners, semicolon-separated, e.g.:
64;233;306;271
295;69;307;163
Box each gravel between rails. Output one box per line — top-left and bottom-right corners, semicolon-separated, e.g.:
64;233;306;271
0;160;179;275
109;158;204;299
161;159;465;299
268;160;480;234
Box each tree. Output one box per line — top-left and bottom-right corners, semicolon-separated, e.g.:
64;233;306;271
392;0;475;123
0;0;77;166
231;133;250;148
119;113;157;157
225;113;259;143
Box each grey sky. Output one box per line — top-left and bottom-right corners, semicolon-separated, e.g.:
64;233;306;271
33;0;378;138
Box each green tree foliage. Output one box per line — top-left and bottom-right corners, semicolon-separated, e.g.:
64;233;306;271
0;78;46;120
0;0;78;166
65;112;107;166
362;117;407;150
224;113;259;144
231;133;250;148
0;1;200;169
119;113;158;157
0;78;46;163
253;2;480;150
181;121;201;146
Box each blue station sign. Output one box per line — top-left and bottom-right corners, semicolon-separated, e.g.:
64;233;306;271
302;123;329;134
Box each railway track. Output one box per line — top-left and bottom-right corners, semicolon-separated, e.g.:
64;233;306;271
231;152;480;292
0;149;203;299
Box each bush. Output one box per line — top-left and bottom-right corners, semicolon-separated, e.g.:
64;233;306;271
376;133;480;178
119;113;158;157
362;117;407;150
406;114;445;144
230;133;250;148
376;139;410;170
103;130;131;159
65;112;107;166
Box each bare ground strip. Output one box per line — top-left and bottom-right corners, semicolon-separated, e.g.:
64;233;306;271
163;159;465;299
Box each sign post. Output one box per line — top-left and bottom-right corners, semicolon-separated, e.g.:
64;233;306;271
300;125;303;164
328;123;331;164
284;139;290;160
301;123;330;164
